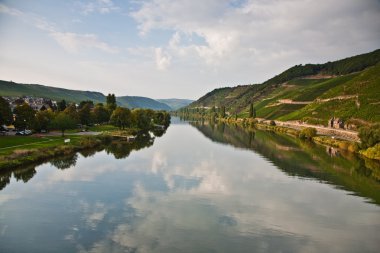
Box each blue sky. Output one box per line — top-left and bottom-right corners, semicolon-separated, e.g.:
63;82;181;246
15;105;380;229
0;0;379;99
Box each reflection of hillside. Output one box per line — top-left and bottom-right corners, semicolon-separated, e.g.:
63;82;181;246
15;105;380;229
191;121;380;205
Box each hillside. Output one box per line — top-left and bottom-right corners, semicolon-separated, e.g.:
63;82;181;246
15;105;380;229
117;96;171;110
0;80;105;103
186;49;380;126
156;98;194;110
0;80;180;110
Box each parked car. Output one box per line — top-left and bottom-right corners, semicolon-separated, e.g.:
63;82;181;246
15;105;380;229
15;130;25;136
0;125;9;132
15;130;32;136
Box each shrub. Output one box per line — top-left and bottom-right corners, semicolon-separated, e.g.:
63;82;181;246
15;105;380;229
358;124;380;149
299;127;317;140
360;143;380;160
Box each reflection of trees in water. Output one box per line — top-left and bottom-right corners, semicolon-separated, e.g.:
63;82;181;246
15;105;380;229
0;170;12;190
105;134;155;159
49;154;78;170
79;147;101;158
191;120;380;204
0;129;164;192
1;165;38;189
13;165;37;183
151;128;167;137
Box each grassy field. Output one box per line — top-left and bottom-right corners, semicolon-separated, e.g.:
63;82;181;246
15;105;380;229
0;135;83;156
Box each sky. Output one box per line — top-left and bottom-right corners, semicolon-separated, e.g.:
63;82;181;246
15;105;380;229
0;0;379;100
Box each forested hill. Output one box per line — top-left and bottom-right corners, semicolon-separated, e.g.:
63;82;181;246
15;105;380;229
117;96;171;110
0;80;105;103
185;49;380;127
265;49;380;85
0;80;187;110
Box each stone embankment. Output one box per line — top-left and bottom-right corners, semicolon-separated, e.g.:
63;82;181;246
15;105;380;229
272;120;359;142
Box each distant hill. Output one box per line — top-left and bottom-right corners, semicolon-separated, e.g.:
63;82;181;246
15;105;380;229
0;80;105;103
156;98;194;110
0;80;178;111
186;49;380;126
117;96;171;110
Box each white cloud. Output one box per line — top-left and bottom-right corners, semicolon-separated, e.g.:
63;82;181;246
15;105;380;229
50;32;118;54
131;0;380;76
0;3;23;16
80;0;120;15
0;3;118;54
155;47;171;70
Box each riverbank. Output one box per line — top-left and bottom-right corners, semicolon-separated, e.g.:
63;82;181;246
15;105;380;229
208;117;379;161
0;124;168;171
0;134;110;170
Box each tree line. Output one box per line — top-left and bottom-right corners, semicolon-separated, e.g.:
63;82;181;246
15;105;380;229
0;94;170;136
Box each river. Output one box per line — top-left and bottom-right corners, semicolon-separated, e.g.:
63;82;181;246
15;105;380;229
0;118;379;253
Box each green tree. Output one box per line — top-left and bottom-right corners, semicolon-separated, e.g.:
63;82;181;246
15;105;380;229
78;103;92;125
299;127;317;140
93;103;110;123
13;103;36;130
132;109;154;131
220;106;226;118
106;93;117;112
51;112;77;136
0;96;12;126
78;100;94;110
359;124;380;149
64;104;79;123
249;103;254;118
110;107;132;129
33;109;54;132
57;99;67;111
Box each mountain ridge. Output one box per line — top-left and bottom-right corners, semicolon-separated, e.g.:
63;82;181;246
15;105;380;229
0;80;190;111
184;49;380;127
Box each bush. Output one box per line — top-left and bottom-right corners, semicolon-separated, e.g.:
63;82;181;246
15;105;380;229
358;124;380;149
299;127;317;140
360;143;380;160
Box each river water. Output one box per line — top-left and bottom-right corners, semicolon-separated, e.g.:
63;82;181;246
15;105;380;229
1;118;379;253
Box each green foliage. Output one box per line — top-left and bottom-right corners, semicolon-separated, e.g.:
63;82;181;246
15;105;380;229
63;104;79;123
360;144;380;161
106;93;117;112
78;103;93;125
0;96;12;125
299;127;317;140
93;103;110;123
359;124;380;149
78;100;94;109
51;112;77;136
33;109;54;132
13;103;36;130
57;99;67;111
132;108;153;130
110;107;132;129
249;103;254;118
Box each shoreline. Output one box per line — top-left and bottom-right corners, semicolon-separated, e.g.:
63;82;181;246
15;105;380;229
192;116;379;161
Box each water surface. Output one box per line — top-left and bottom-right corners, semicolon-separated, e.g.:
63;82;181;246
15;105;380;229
1;119;379;253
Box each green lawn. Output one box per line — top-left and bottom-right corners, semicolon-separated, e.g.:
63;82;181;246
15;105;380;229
0;135;83;156
89;124;118;132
